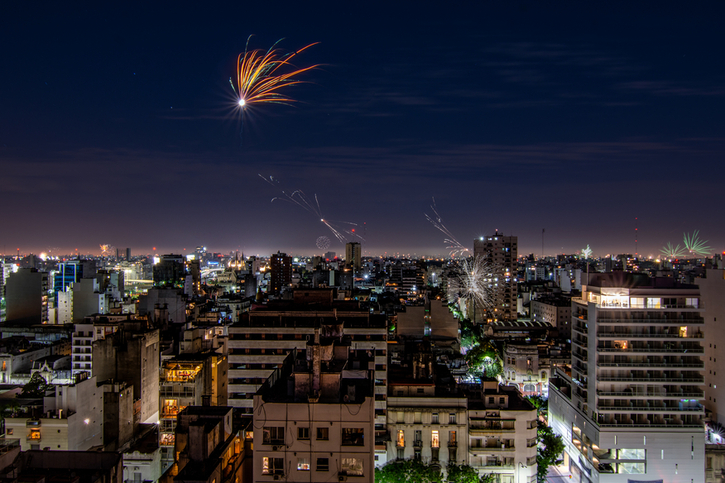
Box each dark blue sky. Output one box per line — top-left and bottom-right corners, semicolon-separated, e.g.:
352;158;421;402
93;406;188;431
2;3;724;258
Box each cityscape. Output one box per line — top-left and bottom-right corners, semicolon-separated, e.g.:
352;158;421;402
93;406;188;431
2;3;724;483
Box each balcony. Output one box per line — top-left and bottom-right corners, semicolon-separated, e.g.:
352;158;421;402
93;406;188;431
597;403;703;413
597;317;704;325
597;331;703;340
598;375;704;384
597;390;703;398
469;445;515;453
597;347;703;354
597;361;703;369
413;440;423;448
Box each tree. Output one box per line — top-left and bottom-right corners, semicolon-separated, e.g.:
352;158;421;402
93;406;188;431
464;339;502;379
526;395;548;420
20;372;49;398
447;463;494;483
375;460;442;483
536;420;565;483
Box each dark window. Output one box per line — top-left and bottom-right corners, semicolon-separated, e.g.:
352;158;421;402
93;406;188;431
316;458;329;471
317;427;329;440
342;428;365;446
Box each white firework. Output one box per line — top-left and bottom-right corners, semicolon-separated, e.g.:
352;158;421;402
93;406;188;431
424;198;470;258
260;174;364;244
581;245;592;259
448;256;495;310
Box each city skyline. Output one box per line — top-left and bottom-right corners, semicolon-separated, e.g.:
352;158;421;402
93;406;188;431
2;3;724;257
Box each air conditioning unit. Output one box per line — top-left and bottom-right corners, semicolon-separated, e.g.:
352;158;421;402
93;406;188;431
339;476;347;482
272;445;280;451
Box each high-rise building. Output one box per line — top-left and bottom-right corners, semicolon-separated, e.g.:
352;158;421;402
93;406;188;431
269;251;292;295
549;273;705;483
346;242;362;272
695;269;725;425
5;268;50;325
473;232;517;322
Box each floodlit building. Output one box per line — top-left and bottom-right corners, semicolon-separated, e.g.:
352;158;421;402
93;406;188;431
5;268;49;325
549;273;706;483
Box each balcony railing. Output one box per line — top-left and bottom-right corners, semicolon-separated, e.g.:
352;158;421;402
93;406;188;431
597;362;703;368
597;332;703;339
598;375;704;383
597;390;704;398
597;347;703;354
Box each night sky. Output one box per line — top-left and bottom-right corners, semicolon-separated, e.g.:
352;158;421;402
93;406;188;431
2;3;724;258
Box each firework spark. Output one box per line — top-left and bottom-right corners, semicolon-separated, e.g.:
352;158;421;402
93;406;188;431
581;245;592;259
259;174;363;244
99;244;114;257
683;230;712;256
660;242;686;259
447;256;495;312
230;37;318;108
425;198;470;258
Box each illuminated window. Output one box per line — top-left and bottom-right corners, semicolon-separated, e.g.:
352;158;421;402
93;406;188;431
397;430;405;447
262;457;284;475
297;458;310;471
431;430;439;448
679;327;688;338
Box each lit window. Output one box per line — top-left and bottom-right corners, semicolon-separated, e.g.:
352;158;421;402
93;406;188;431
431;430;439;448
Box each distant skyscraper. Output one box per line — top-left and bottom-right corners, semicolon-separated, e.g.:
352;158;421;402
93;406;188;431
126;247;131;261
473;231;517;322
269;252;292;295
346;242;362;272
152;254;185;288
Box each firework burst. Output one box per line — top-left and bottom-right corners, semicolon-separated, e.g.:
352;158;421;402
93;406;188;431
581;245;592;259
683;230;712;256
425;198;470;258
259;175;363;244
231;37;318;108
660;242;685;259
447;256;496;312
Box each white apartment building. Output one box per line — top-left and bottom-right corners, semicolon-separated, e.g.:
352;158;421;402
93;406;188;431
549;273;706;483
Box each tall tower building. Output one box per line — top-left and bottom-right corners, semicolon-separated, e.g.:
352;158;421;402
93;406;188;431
346;242;362;272
549;273;705;483
473;231;517;322
269;251;292;295
53;260;96;301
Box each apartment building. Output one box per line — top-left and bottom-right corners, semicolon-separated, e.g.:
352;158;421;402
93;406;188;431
549;273;706;483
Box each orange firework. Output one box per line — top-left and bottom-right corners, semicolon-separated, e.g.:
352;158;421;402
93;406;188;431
230;37;318;108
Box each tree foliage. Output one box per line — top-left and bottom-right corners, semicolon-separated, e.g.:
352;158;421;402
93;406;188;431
375;460;495;483
464;339;502;378
447;463;494;483
526;395;548;419
20;372;49;398
375;460;442;483
536;420;565;483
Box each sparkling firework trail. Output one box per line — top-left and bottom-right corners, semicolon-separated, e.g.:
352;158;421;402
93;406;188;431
660;242;686;259
231;37;318;108
683;230;712;256
259;174;364;244
424;198;470;258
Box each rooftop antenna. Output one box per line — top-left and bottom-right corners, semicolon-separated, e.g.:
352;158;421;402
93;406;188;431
634;217;638;258
541;229;545;259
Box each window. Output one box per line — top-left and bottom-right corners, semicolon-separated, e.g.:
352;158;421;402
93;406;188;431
488;397;494;404
431;430;439;448
6;429;12;436
298;427;309;440
449;413;456;424
341;457;363;476
431;413;439;424
449;431;456;445
414;411;421;423
499;397;505;404
316;427;329;441
316;458;329;471
416;388;424;394
342;428;365;446
263;427;284;445
262;457;284;475
297;458;310;471
397;430;405;447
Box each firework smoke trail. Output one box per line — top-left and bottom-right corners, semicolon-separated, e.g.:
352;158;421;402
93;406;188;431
660;242;686;259
424;198;470;258
683;230;712;256
259;174;364;243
